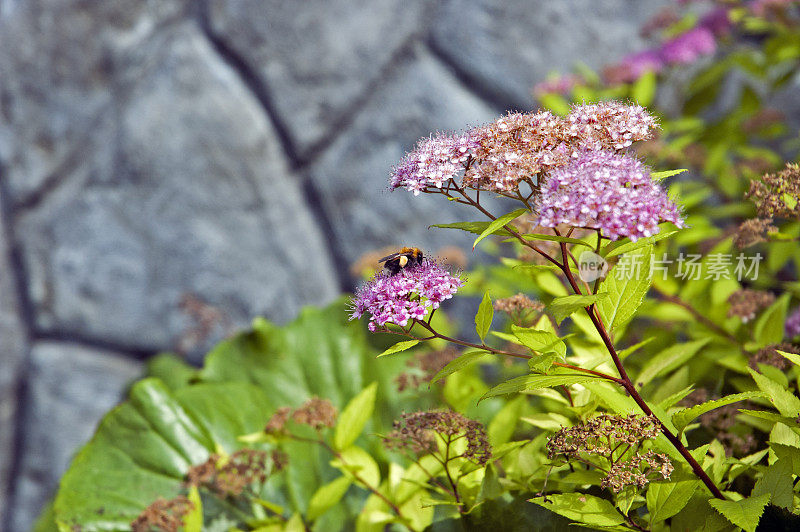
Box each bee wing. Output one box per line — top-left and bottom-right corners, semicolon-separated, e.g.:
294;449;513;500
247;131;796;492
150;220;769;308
378;252;402;263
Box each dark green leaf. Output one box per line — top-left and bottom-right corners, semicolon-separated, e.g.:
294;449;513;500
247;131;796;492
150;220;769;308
513;233;591;247
753;294;789;348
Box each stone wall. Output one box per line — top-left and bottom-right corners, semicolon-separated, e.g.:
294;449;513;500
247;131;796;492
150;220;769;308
0;1;665;529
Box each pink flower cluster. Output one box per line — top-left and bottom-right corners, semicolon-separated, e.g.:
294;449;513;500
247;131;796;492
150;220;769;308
786;307;800;338
390;102;659;195
390;133;479;195
567;101;659;150
350;261;463;330
532;150;684;241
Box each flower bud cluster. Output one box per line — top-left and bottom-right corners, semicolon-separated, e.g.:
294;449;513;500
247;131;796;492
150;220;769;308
726;289;775;322
746;163;800;219
264;397;338;433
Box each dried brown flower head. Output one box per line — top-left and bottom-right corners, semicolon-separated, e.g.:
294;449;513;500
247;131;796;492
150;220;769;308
131;496;193;532
733;218;777;249
602;450;673;493
750;343;798;371
494;293;545;314
727;289;775;322
384;410;492;465
264;406;292;434
746;163;800;219
291;397;338;429
185;449;276;498
547;414;671;492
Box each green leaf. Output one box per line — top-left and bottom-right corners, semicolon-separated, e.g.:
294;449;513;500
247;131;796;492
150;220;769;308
672;391;765;433
430;350;492;384
603;231;678;259
650;169;688;181
783;192;798;210
749;368;800;417
530;493;625;527
708;494;770;532
481;374;601;401
307;476;352;521
753;294;789;348
752;458;793;509
596;245;654;331
645;480;699;524
146;352;197;390
331;446;380;488
635;339;711;388
548;293;608;325
430;221;511;237
184;485;203;532
475;291;493;341
618;337;655;361
377;340;419;358
334;382;378;451
473;208;529;249
631;69;657;106
487;396;525;446
511;324;566;357
777;349;800;367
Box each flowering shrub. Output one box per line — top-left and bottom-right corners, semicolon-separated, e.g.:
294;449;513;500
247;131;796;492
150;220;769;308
37;3;800;531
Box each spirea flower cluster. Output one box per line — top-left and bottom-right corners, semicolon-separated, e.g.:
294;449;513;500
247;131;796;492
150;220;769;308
350;260;463;330
532;150;684;241
383;410;492;465
390;101;659;195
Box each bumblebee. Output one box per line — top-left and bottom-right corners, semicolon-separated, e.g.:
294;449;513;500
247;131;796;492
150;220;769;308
379;247;424;275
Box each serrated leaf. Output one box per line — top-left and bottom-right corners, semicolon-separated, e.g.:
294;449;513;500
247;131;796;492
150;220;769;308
530;493;625;527
307;476;352;521
635;338;711;388
481;374;600;401
646;480;699;523
708;493;770;532
672;391;765;433
377;340;419;358
752;459;793;509
475;291;493;341
430;221;511;237
596;245;654;331
548;293;608;325
603;231;678;259
528;352;558;373
650;169;688;180
473;208;529;249
749;368;800;417
331;446;380;488
521;412;571;432
511;324;566;357
334;382;378;451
